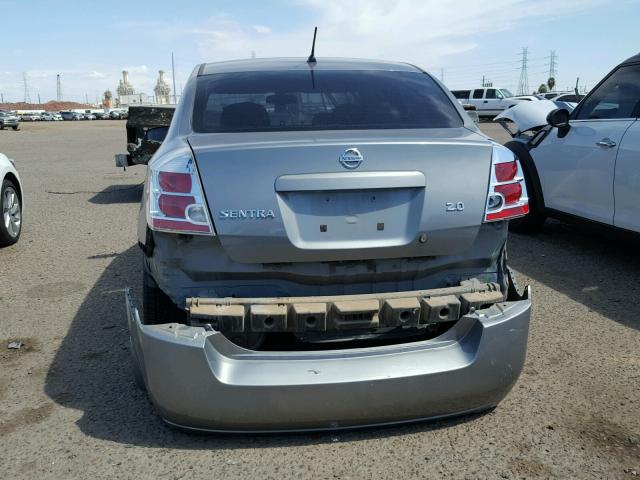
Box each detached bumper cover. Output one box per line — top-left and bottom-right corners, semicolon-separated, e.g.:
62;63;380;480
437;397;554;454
126;288;531;432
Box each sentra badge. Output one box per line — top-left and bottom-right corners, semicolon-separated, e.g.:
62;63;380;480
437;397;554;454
219;209;276;219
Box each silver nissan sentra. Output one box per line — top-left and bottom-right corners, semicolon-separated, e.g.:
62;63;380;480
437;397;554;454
126;57;532;432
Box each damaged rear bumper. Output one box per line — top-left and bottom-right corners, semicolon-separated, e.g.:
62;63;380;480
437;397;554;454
126;287;531;432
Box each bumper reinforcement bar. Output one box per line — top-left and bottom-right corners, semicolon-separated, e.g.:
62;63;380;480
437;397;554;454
186;279;505;333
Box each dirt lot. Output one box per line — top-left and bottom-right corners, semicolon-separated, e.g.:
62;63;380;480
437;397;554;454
1;121;638;479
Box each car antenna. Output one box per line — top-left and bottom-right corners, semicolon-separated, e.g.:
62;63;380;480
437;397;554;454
307;26;318;64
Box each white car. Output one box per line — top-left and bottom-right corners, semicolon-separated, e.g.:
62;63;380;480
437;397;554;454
495;52;640;234
549;93;584;103
20;113;42;121
0;153;23;246
41;112;63;121
512;95;541;102
450;87;526;117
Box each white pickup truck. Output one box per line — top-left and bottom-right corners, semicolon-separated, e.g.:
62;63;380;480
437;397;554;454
451;88;525;118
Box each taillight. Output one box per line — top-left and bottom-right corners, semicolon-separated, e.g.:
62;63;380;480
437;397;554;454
484;145;529;222
147;147;214;234
159;172;192;193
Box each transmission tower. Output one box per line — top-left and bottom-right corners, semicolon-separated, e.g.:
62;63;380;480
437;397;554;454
548;50;558;80
23;72;31;103
516;47;529;95
56;74;62;101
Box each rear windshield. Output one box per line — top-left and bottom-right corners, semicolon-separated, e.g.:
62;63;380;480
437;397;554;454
192;70;462;133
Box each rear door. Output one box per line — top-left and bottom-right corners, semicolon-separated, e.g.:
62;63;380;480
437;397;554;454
614;120;640;232
531;63;640;224
483;89;503;116
469;89;486;114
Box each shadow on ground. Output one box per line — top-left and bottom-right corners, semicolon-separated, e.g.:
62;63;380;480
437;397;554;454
89;183;143;204
509;219;640;331
45;244;487;448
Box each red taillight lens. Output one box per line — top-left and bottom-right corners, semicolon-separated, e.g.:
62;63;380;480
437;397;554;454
158;194;195;218
484;145;529;223
159;171;192;193
495;161;517;182
485;204;530;222
494;182;522;205
151;218;211;232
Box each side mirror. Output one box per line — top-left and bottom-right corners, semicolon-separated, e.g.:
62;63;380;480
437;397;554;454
546;108;570;128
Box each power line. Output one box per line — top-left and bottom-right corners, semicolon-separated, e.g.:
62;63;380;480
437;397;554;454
432;56;548;73
517;47;529;95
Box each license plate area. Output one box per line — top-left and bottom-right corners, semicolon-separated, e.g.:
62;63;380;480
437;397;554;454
277;188;424;250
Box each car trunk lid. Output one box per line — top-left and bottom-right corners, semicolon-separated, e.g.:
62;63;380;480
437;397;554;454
188;128;492;263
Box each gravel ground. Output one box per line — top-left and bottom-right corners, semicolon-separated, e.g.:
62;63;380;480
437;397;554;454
0;121;638;479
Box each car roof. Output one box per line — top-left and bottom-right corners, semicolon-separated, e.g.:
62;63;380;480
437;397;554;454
622;52;640;65
199;57;422;76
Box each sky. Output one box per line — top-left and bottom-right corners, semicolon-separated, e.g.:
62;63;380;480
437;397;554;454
1;0;639;103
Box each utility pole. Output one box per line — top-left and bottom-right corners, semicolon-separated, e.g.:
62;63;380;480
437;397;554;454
38;93;41;104
482;75;485;87
56;74;62;101
171;52;177;104
85;93;89;104
517;47;529;95
574;77;580;95
23;72;31;103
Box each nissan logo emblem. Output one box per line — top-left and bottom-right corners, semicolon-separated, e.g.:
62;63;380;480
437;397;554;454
339;148;363;169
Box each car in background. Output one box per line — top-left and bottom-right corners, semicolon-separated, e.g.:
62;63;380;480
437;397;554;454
41;112;63;121
0;152;23;247
549;93;584;103
109;110;129;119
496;52;640;235
535;92;585;103
450;87;526;117
93;111;109;120
512;95;541;102
20;112;42;121
0;111;20;130
84;113;96;120
126;57;532;432
536;92;564;100
60;111;83;121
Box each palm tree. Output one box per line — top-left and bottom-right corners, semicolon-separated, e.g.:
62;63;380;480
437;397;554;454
547;77;556;92
538;84;548;93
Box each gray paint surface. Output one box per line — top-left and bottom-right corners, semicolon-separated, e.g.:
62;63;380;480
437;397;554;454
188;129;493;263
